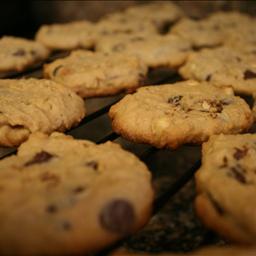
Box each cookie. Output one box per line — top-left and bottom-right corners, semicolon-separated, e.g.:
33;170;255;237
95;33;191;68
111;246;256;256
0;36;49;73
36;20;95;50
44;50;147;98
96;12;157;36
179;47;256;95
195;134;256;244
0;132;153;255
0;78;85;147
125;1;184;33
109;80;253;149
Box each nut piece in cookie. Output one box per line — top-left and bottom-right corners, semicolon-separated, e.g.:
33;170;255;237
195;134;256;244
0;36;49;73
179;47;256;95
36;20;96;50
0;78;85;147
44;50;148;98
109;80;253;149
0;132;153;255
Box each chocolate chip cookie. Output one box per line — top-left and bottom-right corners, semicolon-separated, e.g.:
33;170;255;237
95;33;191;68
0;132;153;255
179;47;256;95
96;12;157;36
36;20;95;50
109;80;253;149
196;134;256;244
0;78;85;147
44;50;147;98
125;1;184;33
0;36;49;73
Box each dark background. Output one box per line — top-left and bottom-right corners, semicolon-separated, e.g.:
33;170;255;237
1;1;256;38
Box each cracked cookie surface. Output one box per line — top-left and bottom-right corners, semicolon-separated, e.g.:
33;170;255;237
109;81;253;149
0;78;85;146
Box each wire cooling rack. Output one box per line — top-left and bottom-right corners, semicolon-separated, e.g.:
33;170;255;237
0;51;229;254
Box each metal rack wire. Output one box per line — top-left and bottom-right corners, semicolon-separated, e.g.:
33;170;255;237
0;52;225;254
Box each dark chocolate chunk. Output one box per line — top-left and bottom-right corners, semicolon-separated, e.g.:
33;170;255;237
52;65;63;76
244;69;256;80
25;151;54;166
99;199;135;234
230;165;246;184
205;74;212;81
168;95;183;106
73;186;86;194
220;156;228;168
86;161;98;171
62;220;72;231
46;204;58;214
13;48;26;56
233;146;248;160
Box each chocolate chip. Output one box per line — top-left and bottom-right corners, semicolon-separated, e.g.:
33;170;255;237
220;156;228;168
99;199;135;234
86;161;98;171
46;204;58;214
52;65;63;76
205;74;212;81
233;146;248;160
13;48;26;56
236;57;241;62
62;221;72;231
244;69;256;80
25;151;54;166
168;95;183;106
229;165;246;184
73;186;86;194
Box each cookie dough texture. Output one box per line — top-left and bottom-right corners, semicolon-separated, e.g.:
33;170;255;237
195;134;256;244
112;246;256;256
109;81;253;149
36;21;96;50
0;78;85;147
179;47;256;95
44;50;147;98
0;132;153;255
95;34;191;68
0;36;49;73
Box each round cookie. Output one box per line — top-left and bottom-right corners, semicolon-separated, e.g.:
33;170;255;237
195;134;256;244
44;50;148;98
96;12;157;36
111;246;256;256
36;20;96;50
0;132;153;256
0;36;49;73
125;1;184;33
0;78;85;147
95;33;191;68
171;18;224;49
109;81;253;149
179;47;256;95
